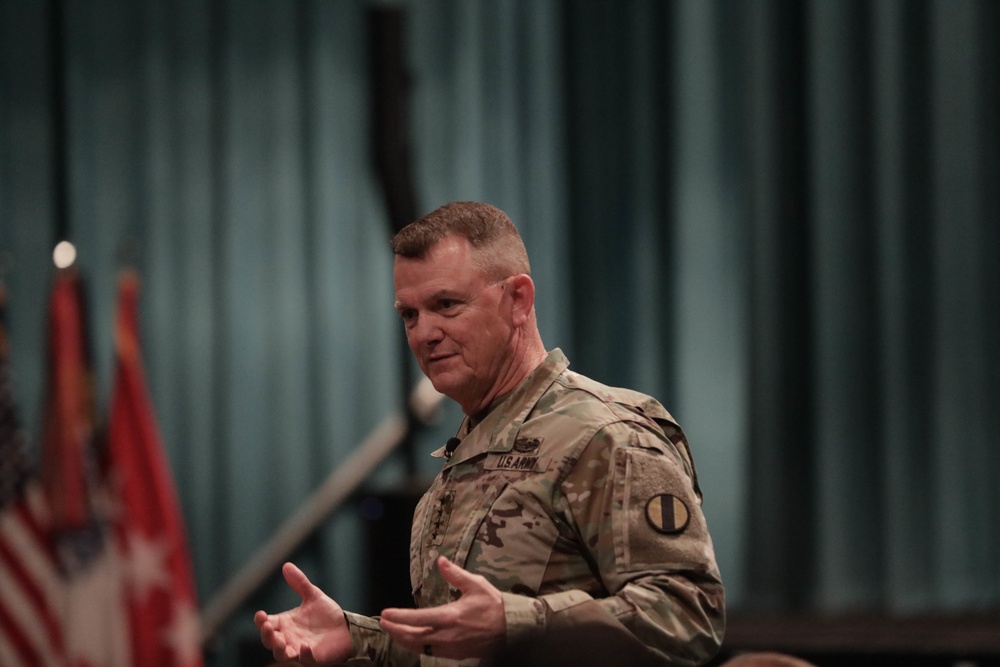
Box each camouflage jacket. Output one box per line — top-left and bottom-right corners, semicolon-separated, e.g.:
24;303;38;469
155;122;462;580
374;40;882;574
344;349;724;666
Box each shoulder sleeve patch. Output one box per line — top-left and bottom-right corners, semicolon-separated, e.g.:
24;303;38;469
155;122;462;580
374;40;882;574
644;494;690;534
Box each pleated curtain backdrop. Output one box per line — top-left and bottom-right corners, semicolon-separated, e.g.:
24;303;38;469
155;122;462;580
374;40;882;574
564;0;998;614
1;2;570;664
1;2;998;665
734;0;1000;612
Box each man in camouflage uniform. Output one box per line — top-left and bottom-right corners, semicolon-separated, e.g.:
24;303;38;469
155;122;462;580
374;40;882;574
256;202;725;666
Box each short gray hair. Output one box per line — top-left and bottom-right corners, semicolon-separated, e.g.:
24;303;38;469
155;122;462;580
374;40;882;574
391;202;530;280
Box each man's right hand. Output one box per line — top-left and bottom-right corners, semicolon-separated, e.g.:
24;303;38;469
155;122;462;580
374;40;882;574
254;562;354;665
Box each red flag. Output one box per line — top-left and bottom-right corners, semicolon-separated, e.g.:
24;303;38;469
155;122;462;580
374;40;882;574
40;269;129;667
0;285;67;667
108;270;203;667
40;269;96;532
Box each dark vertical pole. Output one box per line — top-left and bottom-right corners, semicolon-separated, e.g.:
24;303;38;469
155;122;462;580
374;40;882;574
368;6;419;478
744;0;816;611
369;7;418;234
364;7;425;614
47;0;70;245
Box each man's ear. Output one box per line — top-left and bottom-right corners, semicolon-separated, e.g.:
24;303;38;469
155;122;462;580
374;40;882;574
508;274;535;327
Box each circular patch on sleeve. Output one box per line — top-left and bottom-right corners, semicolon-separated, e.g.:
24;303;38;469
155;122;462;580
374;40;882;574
645;494;690;534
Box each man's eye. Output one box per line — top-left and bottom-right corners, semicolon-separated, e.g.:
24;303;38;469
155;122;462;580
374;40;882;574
439;299;458;310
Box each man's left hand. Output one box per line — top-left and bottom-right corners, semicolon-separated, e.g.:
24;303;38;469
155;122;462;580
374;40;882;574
379;556;506;660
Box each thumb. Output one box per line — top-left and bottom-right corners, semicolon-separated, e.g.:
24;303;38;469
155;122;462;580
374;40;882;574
282;561;318;602
436;556;479;592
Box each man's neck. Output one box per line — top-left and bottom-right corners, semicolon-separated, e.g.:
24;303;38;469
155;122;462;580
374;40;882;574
461;338;547;416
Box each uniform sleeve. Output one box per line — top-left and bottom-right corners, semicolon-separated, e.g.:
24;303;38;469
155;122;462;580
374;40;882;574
502;421;725;666
343;611;420;667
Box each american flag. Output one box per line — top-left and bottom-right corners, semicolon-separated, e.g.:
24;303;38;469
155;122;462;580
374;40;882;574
0;287;67;667
1;270;195;667
42;269;129;667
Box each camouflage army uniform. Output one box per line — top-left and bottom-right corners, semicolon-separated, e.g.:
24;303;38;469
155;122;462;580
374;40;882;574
344;349;724;666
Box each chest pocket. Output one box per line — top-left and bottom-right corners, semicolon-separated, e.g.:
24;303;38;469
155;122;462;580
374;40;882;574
463;478;562;597
410;472;509;607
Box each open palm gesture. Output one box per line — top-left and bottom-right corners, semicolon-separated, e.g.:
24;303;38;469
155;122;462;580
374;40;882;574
254;562;353;665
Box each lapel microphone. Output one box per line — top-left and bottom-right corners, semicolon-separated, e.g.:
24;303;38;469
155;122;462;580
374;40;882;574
444;437;461;459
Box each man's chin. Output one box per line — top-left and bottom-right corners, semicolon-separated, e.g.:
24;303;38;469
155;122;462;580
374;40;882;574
427;373;464;403
428;376;455;396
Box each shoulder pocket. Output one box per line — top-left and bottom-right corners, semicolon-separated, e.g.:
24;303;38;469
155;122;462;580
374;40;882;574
611;445;706;572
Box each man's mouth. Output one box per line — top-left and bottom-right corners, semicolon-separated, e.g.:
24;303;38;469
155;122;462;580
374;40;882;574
426;353;455;367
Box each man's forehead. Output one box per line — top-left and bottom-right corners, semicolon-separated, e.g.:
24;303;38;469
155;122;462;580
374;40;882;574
394;241;488;286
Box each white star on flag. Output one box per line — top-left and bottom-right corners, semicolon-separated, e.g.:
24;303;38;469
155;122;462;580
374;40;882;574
124;531;172;601
162;598;203;667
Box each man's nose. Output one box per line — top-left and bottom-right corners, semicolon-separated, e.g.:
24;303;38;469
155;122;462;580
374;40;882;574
408;314;444;346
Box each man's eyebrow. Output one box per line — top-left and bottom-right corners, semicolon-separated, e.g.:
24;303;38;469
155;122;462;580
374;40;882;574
395;289;460;310
428;289;462;300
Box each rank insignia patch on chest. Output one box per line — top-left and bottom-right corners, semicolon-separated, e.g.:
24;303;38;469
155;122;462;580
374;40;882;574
645;494;690;534
427;490;456;546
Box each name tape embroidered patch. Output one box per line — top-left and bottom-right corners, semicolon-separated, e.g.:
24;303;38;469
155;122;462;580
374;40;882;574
483;454;551;472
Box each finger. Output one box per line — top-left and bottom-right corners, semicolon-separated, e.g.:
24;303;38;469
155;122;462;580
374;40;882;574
436;556;481;592
299;644;318;665
379;616;434;645
282;561;317;602
273;644;296;663
253;610;268;630
379;616;434;636
266;630;287;657
258;622;280;650
379;619;435;654
380;605;453;628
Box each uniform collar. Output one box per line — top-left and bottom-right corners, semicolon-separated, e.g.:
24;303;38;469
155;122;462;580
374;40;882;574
431;349;570;468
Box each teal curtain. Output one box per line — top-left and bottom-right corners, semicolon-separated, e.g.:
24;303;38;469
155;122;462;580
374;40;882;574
563;0;998;613
737;0;1000;612
563;0;752;616
1;2;569;664
2;1;998;665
